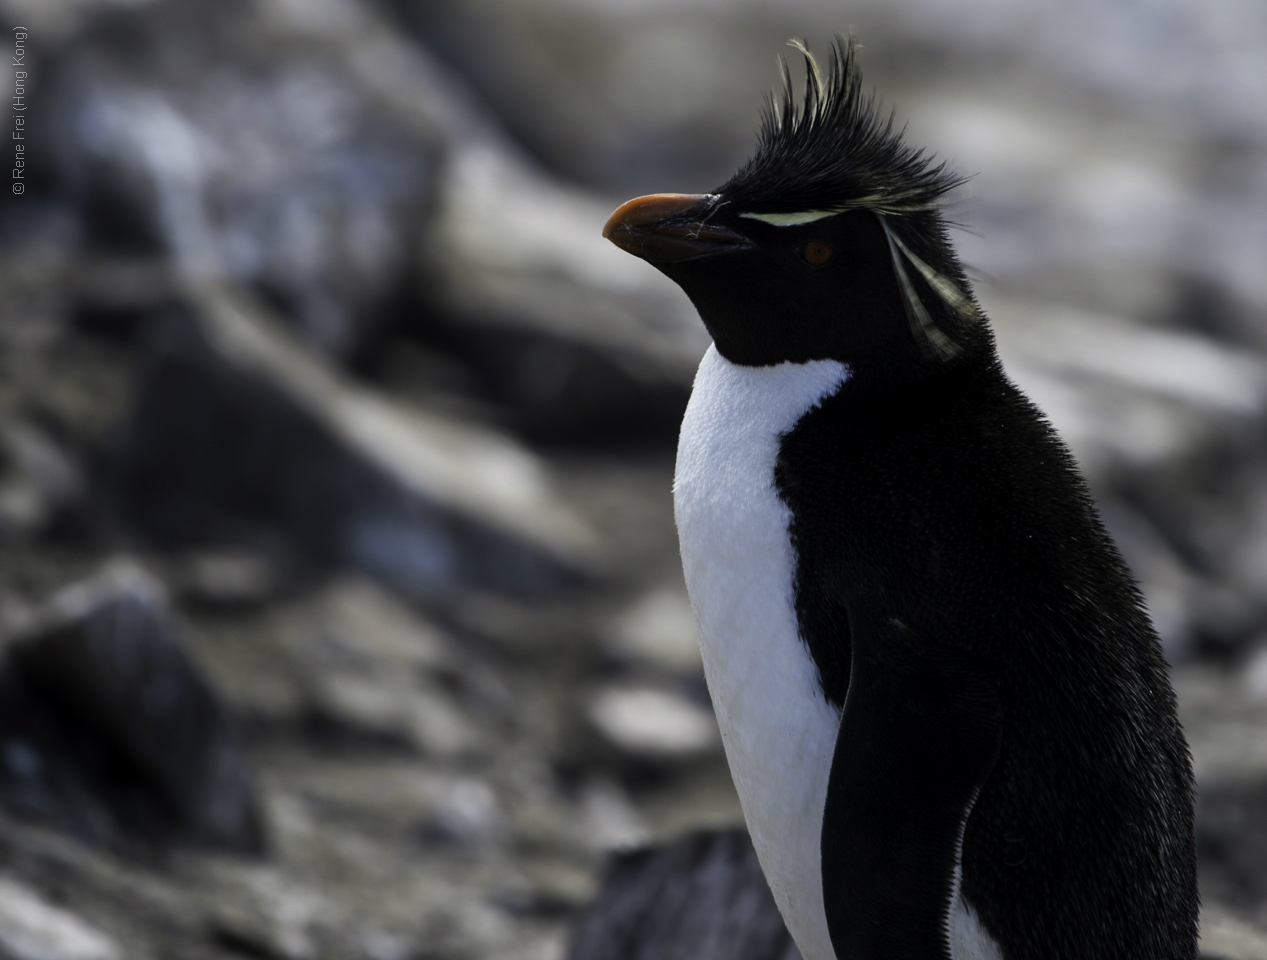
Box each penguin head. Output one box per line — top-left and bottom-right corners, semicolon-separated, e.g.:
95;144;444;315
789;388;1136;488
604;38;987;377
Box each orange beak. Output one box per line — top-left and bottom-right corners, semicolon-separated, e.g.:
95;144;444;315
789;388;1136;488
602;193;749;263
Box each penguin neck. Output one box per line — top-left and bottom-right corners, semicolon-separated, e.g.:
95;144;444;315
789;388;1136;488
706;306;993;397
828;330;1000;408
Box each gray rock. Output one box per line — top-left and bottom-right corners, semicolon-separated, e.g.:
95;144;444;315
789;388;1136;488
1176;666;1267;784
0;560;264;853
206;870;325;960
0;876;118;960
602;588;701;677
288;579;483;758
1200;904;1267;960
577;778;649;855
585;684;719;762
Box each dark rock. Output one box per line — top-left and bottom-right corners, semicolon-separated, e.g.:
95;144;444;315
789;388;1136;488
105;290;599;595
0;561;264;853
391;324;693;448
568;828;799;960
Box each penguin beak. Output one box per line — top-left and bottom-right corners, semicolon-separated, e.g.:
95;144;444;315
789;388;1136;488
603;193;749;263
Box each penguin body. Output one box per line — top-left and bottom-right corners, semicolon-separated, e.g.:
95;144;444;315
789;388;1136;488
604;38;1198;960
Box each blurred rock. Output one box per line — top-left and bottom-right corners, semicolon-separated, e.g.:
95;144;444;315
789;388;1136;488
300;578;453;673
357;931;417;960
496;859;596;920
414;775;504;849
1199;776;1267;918
0;481;44;544
107;286;600;594
0;253;134;491
0;560;264;853
993;304;1267;477
1245;646;1267;700
568;828;799;960
585;684;718;762
0;876;119;960
0;420;84;541
1200;904;1267;960
416;141;703;444
602;588;700;677
183;571;525;757
169;549;283;609
578;779;649;855
1177;666;1267;783
0;424;83;511
382;0;796;195
305;671;480;758
261;578;485;758
208;870;325;960
39;0;442;357
30;0;705;445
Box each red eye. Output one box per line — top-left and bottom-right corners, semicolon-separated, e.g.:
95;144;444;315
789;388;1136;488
800;241;833;265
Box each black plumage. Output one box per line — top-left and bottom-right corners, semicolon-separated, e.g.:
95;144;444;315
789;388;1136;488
723;38;962;219
778;360;1197;960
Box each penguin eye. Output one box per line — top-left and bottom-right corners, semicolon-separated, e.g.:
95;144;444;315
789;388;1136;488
799;241;834;265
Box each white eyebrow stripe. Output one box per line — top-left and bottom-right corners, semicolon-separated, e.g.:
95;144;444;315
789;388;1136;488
738;210;840;226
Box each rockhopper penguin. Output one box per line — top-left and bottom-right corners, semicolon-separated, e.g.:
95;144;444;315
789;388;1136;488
601;39;1198;960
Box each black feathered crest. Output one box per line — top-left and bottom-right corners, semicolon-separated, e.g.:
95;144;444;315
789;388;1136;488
721;36;962;217
720;37;980;360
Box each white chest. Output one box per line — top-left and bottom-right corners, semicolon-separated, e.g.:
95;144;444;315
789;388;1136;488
674;345;848;960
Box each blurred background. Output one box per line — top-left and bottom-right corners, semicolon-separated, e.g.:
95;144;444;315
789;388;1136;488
0;0;1266;957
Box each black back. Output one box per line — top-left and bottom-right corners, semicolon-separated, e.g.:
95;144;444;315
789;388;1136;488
776;353;1198;960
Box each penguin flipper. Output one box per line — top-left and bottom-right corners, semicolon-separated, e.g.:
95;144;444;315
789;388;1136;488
820;618;1002;960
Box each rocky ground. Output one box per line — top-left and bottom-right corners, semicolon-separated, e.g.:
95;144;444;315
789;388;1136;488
0;0;1266;957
